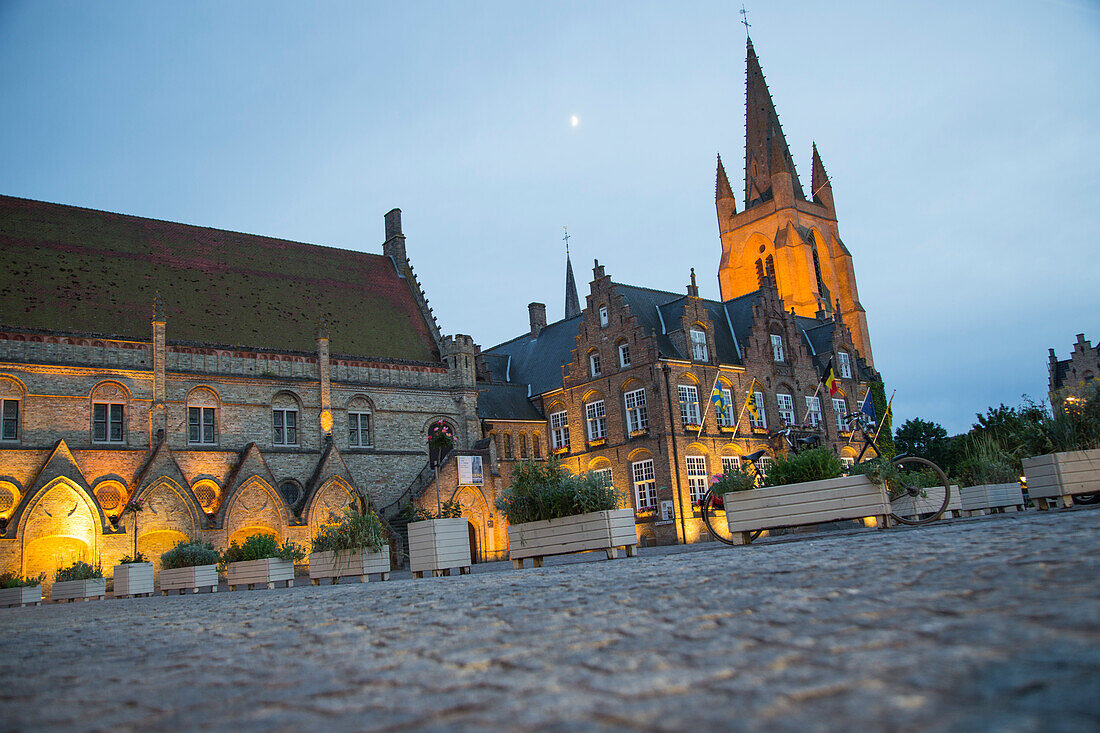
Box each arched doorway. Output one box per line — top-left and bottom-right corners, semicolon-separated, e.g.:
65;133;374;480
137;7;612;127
467;520;479;564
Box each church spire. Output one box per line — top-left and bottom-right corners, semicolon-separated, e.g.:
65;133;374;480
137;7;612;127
716;153;737;223
744;37;804;208
563;227;580;319
811;142;835;214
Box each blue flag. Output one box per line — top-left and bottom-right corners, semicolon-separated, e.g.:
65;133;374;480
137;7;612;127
860;390;876;421
710;385;727;417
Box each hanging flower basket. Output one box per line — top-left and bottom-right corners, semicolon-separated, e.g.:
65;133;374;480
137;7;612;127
427;421;454;465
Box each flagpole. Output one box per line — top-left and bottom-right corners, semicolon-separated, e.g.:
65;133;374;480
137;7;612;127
871;390;896;445
800;382;822;425
696;369;723;439
732;378;756;435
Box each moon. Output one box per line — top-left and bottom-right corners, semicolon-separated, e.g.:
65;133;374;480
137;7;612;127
570;115;579;127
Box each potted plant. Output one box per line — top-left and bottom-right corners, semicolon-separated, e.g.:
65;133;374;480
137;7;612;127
722;448;889;543
0;572;45;608
407;500;472;579
955;436;1025;515
1023;390;1100;509
52;561;106;602
221;534;305;591
498;459;636;569
160;541;221;595
309;506;392;584
112;551;154;598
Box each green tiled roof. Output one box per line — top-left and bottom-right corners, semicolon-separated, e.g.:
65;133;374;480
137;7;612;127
0;195;439;362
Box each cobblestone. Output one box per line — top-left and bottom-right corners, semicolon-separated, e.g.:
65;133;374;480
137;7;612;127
2;509;1099;731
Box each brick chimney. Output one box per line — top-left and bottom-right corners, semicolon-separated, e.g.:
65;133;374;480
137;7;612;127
529;302;546;337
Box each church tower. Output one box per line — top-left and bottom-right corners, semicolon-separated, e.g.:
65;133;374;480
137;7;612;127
717;38;873;365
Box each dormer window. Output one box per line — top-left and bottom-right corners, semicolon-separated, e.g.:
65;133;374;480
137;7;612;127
599;305;609;327
838;351;852;379
771;334;785;362
690;329;708;362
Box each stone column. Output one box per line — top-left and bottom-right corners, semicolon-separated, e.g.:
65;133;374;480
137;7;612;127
151;293;167;445
317;324;333;439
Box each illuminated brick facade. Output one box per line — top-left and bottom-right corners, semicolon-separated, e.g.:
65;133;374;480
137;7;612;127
0;200;478;584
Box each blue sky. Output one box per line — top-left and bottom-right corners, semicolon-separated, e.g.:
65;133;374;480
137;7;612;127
1;1;1097;434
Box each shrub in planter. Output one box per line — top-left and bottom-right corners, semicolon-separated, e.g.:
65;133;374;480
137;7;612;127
709;465;758;495
762;448;844;488
406;500;471;578
113;550;153;598
0;572;45;607
222;534;305;590
310;508;391;583
498;459;633;568
496;458;619;525
53;561;105;602
160;541;221;595
406;499;463;523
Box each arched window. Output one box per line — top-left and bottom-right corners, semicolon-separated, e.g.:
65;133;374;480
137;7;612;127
532;432;543;459
91;381;129;445
0;376;25;444
272;392;301;446
504;432;514;459
187;387;219;445
520;432;528;459
347;396;373;448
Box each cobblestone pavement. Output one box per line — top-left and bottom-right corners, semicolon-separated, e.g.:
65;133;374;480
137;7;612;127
2;509;1099;732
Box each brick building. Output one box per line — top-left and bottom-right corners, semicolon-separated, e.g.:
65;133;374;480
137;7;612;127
414;37;881;547
0;197;478;583
1048;333;1100;405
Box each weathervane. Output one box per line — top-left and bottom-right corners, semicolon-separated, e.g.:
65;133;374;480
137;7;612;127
562;226;571;255
740;4;751;35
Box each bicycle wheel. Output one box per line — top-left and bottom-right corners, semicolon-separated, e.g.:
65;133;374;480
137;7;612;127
700;489;762;545
886;456;950;525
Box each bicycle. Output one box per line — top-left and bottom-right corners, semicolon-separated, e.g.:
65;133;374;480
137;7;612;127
842;411;951;526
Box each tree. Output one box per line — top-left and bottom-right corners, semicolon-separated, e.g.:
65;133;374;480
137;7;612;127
894;418;948;465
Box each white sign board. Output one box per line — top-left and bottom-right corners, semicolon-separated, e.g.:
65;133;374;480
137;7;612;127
659;500;675;522
458;455;484;486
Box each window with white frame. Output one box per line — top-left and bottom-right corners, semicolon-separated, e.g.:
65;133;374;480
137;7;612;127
777;393;795;425
716;388;734;427
678;385;700;426
93;402;125;444
757;455;773;479
721;456;742;475
188;406;216;444
632;459;657;511
838;351;852;379
349;412;372;447
599;305;609;327
624;388;648;432
1;399;18;442
771;334;785;362
690;329;708;362
840;456;855;469
585;400;606;441
833;398;848;432
273;408;298;445
618;342;631;367
592;467;613;491
751;391;767;429
589;351;602;377
550;410;569;450
805;396;823;427
686;455;708;504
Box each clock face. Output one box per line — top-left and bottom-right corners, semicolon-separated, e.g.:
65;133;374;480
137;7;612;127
320;409;333;433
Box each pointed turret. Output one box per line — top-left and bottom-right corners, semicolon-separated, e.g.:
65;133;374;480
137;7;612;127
744;37;804;208
716;153;737;223
564;253;580;319
810;142;835;215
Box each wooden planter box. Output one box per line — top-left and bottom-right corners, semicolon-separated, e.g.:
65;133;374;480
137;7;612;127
227;557;294;591
112;562;154;598
890;485;962;519
52;578;106;603
508;508;638;569
309;546;391;584
160;564;219;595
0;586;42;608
723;474;890;544
408;518;472;578
1023;449;1100;509
958;483;1026;515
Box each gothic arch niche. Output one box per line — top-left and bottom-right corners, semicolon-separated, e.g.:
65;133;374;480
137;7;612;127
307;478;356;539
19;478;98;582
226;478;284;546
136;480;198;570
0;480;21;522
92;480;126;520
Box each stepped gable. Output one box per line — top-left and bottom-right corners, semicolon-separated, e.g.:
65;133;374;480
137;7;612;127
0;195;439;362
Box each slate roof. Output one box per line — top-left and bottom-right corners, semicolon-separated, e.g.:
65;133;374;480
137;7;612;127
477;383;544;421
482;315;582;397
0;195;439;362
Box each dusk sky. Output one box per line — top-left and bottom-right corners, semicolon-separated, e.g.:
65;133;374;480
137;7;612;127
1;1;1097;434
